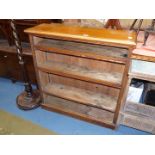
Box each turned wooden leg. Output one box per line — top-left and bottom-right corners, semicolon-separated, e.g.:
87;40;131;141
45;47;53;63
143;31;149;45
130;19;137;30
137;19;143;34
130;19;143;35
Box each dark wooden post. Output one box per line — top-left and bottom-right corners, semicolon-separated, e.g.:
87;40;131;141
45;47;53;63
130;19;143;35
10;19;41;110
143;19;155;45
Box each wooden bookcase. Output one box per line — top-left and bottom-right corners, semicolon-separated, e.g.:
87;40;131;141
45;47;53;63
25;23;136;129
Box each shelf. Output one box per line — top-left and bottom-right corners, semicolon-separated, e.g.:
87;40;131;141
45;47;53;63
38;61;122;88
35;39;128;64
131;53;155;63
0;39;32;56
129;72;155;83
42;95;115;129
43;83;117;112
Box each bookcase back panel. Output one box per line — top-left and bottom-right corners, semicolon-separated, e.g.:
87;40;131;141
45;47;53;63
48;73;119;98
46;52;125;74
34;37;129;60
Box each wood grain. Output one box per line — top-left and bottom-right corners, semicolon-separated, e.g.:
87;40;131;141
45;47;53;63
0;39;31;56
24;23;136;48
35;38;128;64
42;95;115;129
43;83;117;112
26;24;135;128
48;74;119;97
120;111;155;134
131;54;155;62
125;101;155;119
45;51;125;74
38;61;122;88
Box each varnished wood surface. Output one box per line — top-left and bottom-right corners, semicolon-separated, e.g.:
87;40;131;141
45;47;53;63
131;54;155;63
0;39;31;56
35;38;128;64
113;49;132;123
27;25;133;128
25;23;136;48
0;19;56;44
0;39;37;83
42;95;115;129
37;61;122;88
43;83;117;112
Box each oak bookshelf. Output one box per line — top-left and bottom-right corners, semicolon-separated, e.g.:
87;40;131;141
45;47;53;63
25;23;136;129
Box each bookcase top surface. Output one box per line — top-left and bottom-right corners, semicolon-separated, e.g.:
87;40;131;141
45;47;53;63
25;23;136;48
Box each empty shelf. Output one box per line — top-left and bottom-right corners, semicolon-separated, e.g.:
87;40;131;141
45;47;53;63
42;95;115;129
43;83;117;112
35;39;128;64
38;61;122;88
